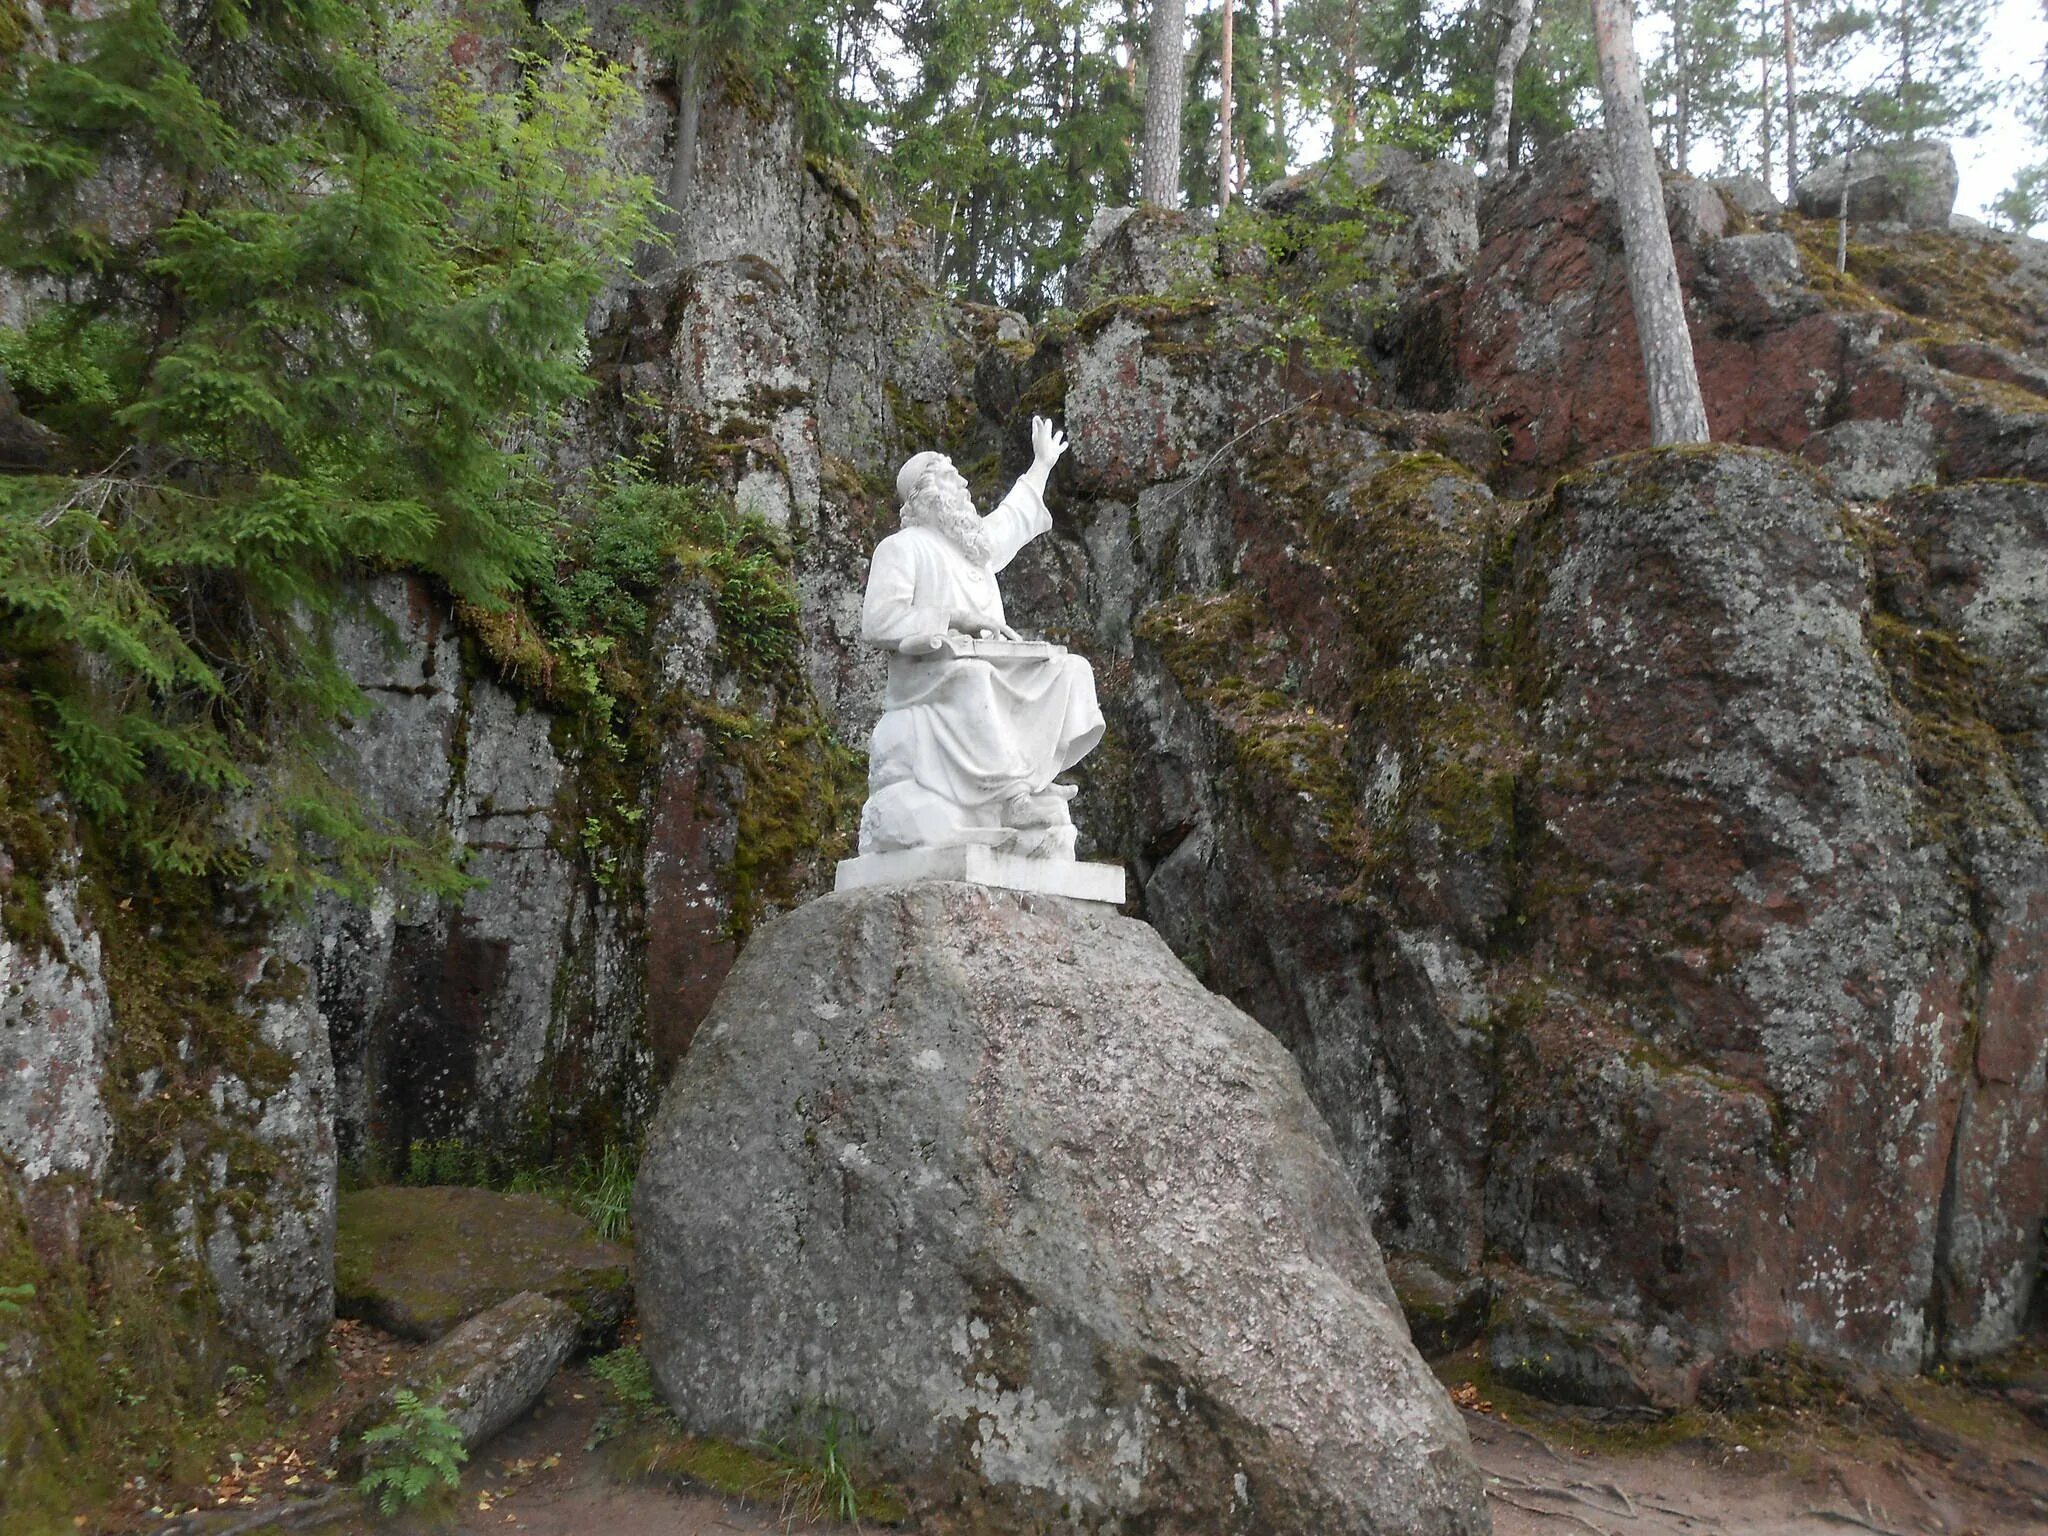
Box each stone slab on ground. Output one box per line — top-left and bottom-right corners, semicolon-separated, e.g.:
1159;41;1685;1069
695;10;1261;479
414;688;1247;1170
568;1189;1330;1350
407;1291;579;1452
832;849;1125;904
336;1185;629;1343
636;881;1487;1536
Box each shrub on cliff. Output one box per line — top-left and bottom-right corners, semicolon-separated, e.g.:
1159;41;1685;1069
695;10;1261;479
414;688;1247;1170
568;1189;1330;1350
0;1;656;897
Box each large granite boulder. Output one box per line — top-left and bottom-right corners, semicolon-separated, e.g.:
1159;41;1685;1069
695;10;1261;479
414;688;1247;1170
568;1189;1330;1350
1262;144;1480;282
1796;140;1958;229
635;882;1488;1536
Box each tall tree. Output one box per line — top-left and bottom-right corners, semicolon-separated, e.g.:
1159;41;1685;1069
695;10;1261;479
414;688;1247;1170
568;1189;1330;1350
1217;0;1237;204
1646;0;1751;175
1484;0;1539;171
1184;1;1283;202
1142;0;1189;202
884;0;1139;309
0;1;658;888
1804;0;1994;155
1589;0;1711;445
1268;0;1288;172
1994;4;2048;232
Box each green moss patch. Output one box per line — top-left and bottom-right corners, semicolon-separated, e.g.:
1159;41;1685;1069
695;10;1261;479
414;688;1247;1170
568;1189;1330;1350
1864;611;2036;849
1072;292;1221;340
1137;591;1367;865
608;1424;910;1526
0;679;61;946
1313;452;1524;874
1785;215;2046;353
0;1185;247;1533
592;1344;909;1525
335;1186;629;1344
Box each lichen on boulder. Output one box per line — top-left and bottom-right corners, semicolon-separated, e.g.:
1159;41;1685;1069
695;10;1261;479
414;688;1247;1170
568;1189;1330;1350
635;882;1488;1536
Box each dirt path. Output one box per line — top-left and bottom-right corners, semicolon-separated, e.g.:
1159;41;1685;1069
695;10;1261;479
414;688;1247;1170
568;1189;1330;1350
1447;1351;2048;1536
426;1362;2048;1536
134;1326;2048;1536
436;1362;866;1536
1469;1411;2026;1536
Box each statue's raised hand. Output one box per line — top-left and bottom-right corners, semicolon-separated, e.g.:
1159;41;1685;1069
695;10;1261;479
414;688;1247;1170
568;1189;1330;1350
1030;415;1068;471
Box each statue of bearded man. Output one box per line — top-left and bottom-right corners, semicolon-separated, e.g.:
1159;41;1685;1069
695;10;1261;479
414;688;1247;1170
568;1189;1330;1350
858;416;1103;860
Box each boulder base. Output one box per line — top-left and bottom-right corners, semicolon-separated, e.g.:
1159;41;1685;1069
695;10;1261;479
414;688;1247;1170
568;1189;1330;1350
635;882;1487;1536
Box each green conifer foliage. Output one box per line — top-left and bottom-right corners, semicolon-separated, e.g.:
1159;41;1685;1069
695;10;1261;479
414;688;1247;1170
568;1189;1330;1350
0;1;657;897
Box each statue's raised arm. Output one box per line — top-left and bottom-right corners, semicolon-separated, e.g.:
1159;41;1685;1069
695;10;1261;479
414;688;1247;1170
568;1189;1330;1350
856;417;1102;861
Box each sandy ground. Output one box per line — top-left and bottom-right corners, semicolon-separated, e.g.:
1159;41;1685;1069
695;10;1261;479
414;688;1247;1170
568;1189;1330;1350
131;1325;2048;1536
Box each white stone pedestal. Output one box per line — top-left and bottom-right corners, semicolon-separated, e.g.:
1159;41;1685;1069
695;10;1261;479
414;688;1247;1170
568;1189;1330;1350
834;847;1126;907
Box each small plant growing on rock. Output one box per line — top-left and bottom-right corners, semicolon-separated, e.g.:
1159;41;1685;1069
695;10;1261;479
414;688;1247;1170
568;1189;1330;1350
590;1343;661;1415
569;1143;637;1241
358;1388;467;1514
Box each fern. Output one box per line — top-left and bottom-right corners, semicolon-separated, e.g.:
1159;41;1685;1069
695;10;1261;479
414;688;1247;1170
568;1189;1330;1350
357;1388;468;1514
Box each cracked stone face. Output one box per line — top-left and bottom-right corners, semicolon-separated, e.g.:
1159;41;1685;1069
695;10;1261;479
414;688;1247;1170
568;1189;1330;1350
635;882;1489;1536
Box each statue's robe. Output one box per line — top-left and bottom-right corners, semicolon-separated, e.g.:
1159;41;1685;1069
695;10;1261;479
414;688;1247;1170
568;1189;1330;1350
860;480;1103;811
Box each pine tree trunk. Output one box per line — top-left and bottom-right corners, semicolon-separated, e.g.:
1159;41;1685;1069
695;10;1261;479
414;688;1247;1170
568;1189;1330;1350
1217;0;1235;207
1757;0;1773;189
1141;0;1188;206
640;50;702;275
1483;0;1538;172
1673;0;1691;173
1758;26;1772;190
1590;0;1711;446
1268;0;1287;174
1339;2;1359;150
1781;0;1798;200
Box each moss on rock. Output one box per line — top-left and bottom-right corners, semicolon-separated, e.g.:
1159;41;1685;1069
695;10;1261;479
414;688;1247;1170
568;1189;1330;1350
0;1183;236;1532
335;1185;630;1345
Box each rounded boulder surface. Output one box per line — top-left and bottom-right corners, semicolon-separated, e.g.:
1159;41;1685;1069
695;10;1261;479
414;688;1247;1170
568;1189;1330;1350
635;882;1488;1535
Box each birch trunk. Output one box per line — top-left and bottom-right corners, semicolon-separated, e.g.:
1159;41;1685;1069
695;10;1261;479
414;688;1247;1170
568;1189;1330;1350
1836;145;1850;272
1590;0;1711;446
1141;0;1188;206
1483;0;1538;172
1217;0;1235;207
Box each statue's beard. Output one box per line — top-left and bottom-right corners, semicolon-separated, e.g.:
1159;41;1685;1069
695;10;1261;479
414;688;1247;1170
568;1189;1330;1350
902;484;991;566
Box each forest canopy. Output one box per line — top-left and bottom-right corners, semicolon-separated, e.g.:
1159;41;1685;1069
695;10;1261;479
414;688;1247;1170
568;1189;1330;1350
721;0;2032;308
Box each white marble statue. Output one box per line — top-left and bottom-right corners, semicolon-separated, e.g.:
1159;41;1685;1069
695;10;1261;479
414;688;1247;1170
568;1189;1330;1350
857;416;1104;860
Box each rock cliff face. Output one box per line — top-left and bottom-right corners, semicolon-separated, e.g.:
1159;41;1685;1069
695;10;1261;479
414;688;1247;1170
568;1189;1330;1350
1400;132;2047;495
986;135;2048;1388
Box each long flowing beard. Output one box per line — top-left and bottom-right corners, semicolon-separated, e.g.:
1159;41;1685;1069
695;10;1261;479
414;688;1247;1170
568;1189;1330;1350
902;485;992;566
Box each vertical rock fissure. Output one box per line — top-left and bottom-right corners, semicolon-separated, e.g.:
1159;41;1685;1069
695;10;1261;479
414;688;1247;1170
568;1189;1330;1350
1925;870;1995;1361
